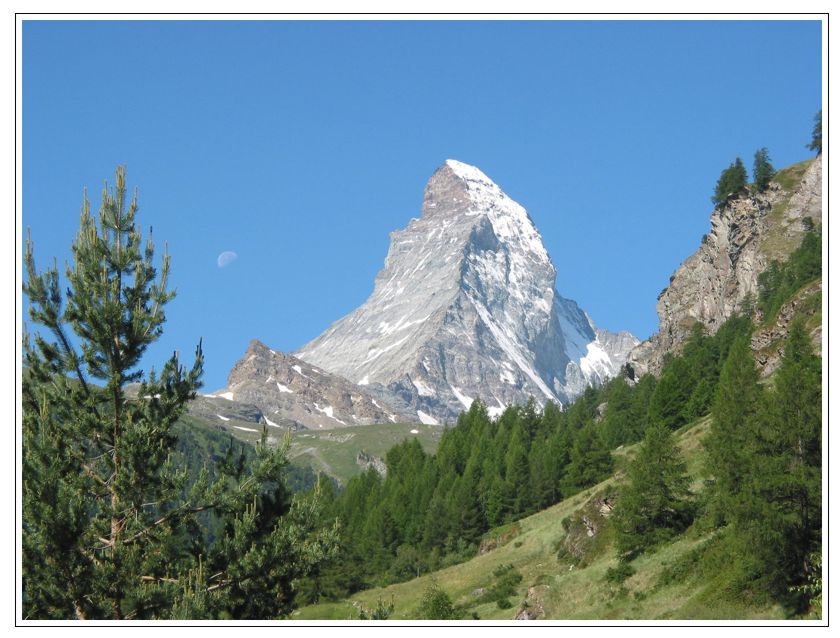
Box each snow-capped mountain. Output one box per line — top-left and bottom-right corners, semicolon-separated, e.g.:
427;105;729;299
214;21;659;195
296;159;638;422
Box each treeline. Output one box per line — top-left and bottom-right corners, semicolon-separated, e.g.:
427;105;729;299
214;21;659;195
294;311;755;603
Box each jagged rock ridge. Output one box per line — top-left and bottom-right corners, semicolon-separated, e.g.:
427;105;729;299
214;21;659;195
629;156;822;375
296;159;638;422
212;340;414;430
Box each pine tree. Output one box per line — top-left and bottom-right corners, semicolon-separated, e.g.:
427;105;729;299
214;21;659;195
712;157;748;207
562;425;612;495
22;168;338;619
647;356;696;431
613;423;693;560
601;377;635;448
451;467;485;544
807;110;822;154
22;167;205;619
483;474;513;528
735;321;822;600
705;336;762;525
752;147;775;193
504;423;532;515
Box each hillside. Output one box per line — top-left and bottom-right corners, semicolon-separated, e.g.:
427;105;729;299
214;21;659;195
293;416;786;621
286;422;442;485
290;157;823;622
176;410;442;486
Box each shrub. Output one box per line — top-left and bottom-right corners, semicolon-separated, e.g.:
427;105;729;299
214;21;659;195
416;582;459;620
605;562;636;584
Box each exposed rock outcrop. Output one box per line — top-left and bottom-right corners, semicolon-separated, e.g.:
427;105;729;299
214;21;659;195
630;157;821;375
215;340;414;430
514;586;548;620
355;450;387;476
558;492;615;566
751;280;822;376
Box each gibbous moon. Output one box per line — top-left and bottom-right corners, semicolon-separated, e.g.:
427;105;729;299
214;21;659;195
217;251;238;268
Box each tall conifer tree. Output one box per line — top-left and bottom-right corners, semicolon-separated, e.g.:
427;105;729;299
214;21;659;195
735;321;822;599
613;423;692;560
706;336;762;524
22;168;338;619
23;167;204;619
752;147;775;192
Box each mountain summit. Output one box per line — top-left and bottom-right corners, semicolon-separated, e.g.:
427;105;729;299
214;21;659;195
296;160;637;422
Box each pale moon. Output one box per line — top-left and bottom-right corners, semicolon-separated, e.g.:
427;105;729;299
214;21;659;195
217;251;238;268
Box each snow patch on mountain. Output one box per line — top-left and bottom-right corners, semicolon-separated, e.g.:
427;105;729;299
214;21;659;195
417;410;439;425
296;159;638;421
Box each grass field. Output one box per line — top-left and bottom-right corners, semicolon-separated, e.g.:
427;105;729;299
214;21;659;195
292;416;785;621
183;412;445;486
286;421;443;485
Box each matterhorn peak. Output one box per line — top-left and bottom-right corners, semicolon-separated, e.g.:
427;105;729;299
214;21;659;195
296;160;638;422
443;158;495;184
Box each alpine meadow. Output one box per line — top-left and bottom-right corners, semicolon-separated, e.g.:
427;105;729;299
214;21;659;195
20;18;825;624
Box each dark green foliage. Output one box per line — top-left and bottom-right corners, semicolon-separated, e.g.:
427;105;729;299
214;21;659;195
613;423;693;560
22;168;338;620
603;374;656;449
22;167;204;620
491;563;522;608
735;322;821;601
474;563;523;608
416;582;459;620
647;356;696;431
600;377;635;448
563;425;613;494
752;147;775;192
704;321;822;610
757;230;822;322
605;562;636;584
807;110;822;154
679;324;719;421
309;312;776;604
706;337;762;523
683;378;714;422
712;157;748;207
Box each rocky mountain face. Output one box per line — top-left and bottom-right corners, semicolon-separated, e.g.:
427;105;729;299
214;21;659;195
296;159;638;423
751;279;822;377
211;340;413;430
629;156;822;375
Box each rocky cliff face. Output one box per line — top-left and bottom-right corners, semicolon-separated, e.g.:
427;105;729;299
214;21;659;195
296;159;638;422
629;156;821;375
216;340;413;430
751;279;822;377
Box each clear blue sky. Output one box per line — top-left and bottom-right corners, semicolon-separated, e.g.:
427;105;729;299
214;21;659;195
22;20;822;391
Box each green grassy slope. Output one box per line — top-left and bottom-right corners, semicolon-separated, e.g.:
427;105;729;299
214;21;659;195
287;422;443;485
761;158;816;259
179;412;443;486
293;416;784;621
